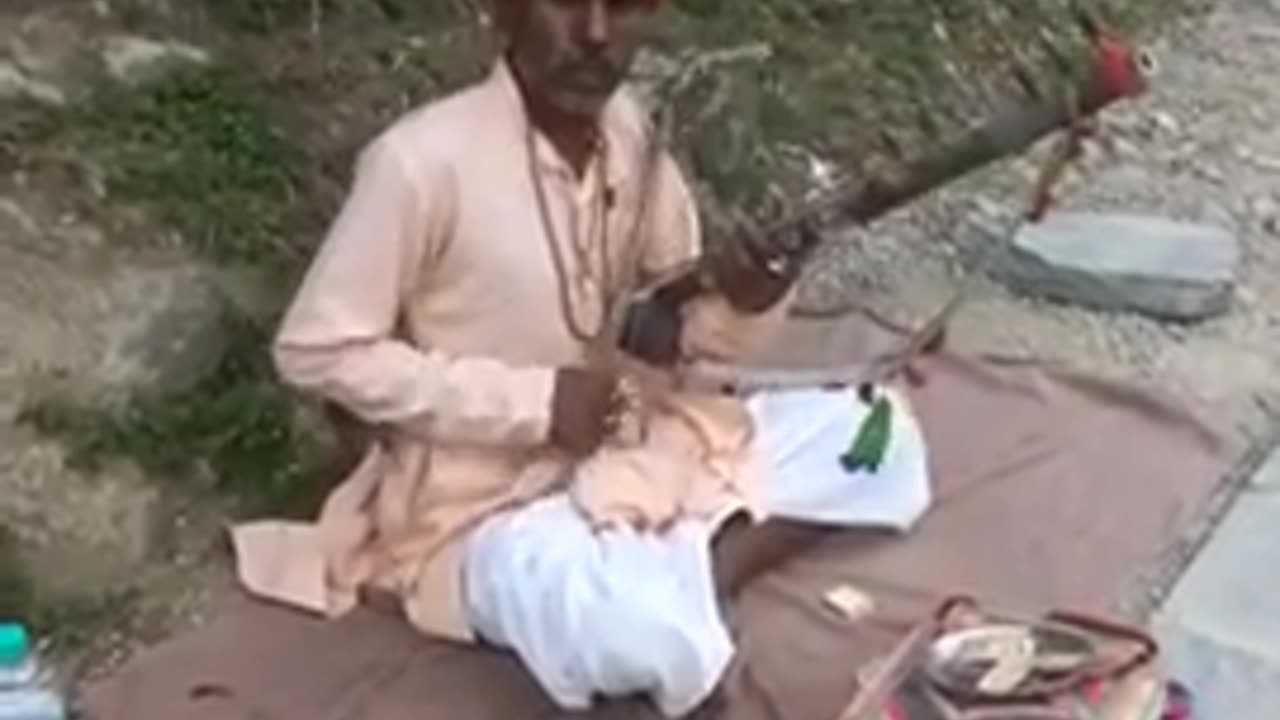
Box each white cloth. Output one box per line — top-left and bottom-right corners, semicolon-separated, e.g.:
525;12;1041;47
462;386;932;717
465;495;731;717
749;385;932;530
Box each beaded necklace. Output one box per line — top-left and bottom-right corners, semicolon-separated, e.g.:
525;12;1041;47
525;122;617;344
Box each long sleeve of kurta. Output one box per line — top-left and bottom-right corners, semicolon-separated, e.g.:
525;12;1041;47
272;132;555;448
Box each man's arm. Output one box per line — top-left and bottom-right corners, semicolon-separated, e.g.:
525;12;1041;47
272;131;556;448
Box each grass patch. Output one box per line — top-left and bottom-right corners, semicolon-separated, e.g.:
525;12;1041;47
198;0;455;34
201;0;330;34
0;529;34;621
18;313;330;519
0;530;135;658
32;589;142;659
66;64;301;265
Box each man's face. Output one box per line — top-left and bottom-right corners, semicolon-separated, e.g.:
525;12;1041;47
501;0;661;119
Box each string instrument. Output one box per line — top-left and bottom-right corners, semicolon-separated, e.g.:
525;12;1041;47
620;9;1159;391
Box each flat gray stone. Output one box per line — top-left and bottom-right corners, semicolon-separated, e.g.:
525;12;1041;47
1153;446;1280;720
997;212;1240;321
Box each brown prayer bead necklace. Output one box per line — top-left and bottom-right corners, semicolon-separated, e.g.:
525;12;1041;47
525;122;617;345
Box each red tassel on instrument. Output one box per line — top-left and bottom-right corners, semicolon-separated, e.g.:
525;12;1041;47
1095;30;1148;101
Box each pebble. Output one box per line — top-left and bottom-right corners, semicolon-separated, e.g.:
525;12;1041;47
1248;153;1280;173
1250;196;1278;225
0;60;66;105
100;35;209;84
1153;111;1181;135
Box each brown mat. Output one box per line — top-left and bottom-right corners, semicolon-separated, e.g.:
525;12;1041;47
79;312;1232;720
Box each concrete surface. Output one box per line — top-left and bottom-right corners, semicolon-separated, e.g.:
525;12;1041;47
1153;446;1280;720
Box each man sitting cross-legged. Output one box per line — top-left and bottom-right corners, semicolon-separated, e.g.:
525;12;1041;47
232;1;934;716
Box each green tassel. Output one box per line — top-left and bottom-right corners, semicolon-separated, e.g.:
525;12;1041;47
840;393;893;474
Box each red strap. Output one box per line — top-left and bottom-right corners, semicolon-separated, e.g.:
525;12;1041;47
1044;610;1159;679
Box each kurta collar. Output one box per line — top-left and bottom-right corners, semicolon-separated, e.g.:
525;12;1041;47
483;58;634;188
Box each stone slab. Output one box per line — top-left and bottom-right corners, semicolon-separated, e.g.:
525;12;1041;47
997;212;1240;321
1152;446;1280;719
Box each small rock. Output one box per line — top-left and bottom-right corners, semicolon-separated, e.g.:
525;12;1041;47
1109;136;1143;162
0;246;232;405
0;60;66;105
101;35;209;85
0;196;40;240
1175;139;1201;161
1194;164;1226;184
970;196;1008;223
99;264;231;393
1152;111;1180;135
0;427;161;598
1246;153;1280;173
1250;196;1279;232
996;212;1240;322
4;8;95;102
7;11;84;77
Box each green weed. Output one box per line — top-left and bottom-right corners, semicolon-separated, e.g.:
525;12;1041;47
2;527;138;657
69;65;300;265
19;313;329;520
32;589;142;658
201;0;330;34
0;529;34;622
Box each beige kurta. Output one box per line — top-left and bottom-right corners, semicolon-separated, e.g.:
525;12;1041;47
232;60;789;643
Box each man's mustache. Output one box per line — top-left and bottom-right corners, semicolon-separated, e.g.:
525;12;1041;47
556;58;623;88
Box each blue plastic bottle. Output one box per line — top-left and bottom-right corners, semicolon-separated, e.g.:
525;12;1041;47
0;624;66;720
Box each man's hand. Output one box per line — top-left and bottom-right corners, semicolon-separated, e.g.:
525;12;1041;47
704;220;821;314
550;367;620;457
619;292;684;367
